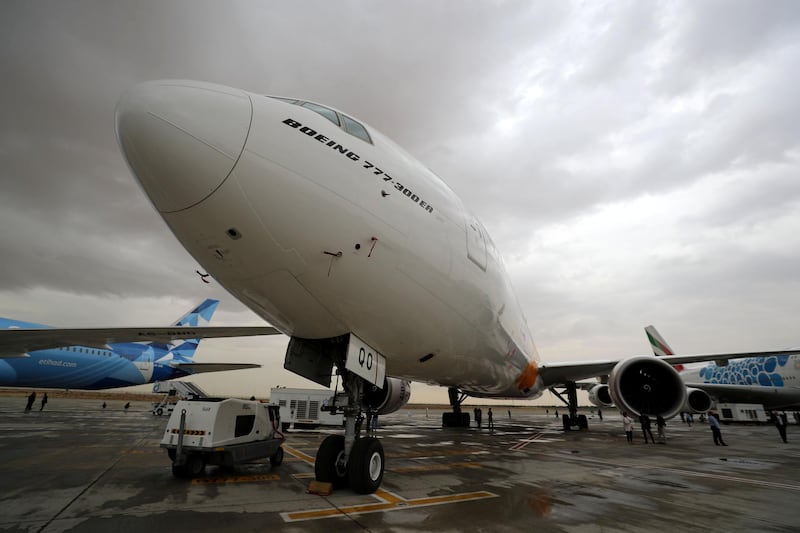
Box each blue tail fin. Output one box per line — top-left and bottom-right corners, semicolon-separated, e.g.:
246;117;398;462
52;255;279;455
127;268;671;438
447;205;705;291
148;299;220;363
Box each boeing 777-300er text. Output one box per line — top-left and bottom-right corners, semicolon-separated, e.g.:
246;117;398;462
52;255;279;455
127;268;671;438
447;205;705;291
0;299;279;389
5;80;797;494
646;325;800;411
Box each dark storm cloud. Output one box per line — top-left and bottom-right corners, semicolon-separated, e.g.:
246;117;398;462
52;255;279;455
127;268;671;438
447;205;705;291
0;1;798;398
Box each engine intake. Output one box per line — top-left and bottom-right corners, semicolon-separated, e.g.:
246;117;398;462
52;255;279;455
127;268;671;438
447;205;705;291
608;356;686;418
683;387;713;414
363;377;411;415
588;384;614;408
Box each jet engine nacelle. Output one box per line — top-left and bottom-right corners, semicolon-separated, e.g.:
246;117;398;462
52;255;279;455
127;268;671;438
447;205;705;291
608;356;686;419
587;384;614;408
683;387;713;414
363;377;411;415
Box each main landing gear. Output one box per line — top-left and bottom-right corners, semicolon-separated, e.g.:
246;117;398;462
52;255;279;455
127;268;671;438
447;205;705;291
549;382;588;431
442;387;471;427
314;371;385;494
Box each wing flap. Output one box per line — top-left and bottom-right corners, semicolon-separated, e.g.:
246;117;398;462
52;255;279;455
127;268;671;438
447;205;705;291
171;362;262;374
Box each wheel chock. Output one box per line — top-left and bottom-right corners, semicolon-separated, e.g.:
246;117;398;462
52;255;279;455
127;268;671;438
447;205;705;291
308;480;333;496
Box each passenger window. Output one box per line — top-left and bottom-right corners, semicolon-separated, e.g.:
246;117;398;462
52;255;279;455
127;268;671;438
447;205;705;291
342;115;372;144
301;102;340;126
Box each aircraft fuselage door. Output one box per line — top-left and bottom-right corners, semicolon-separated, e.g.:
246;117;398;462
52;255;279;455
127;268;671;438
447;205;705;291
466;216;487;271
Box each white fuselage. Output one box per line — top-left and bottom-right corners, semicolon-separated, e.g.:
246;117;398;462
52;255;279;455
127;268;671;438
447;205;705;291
116;80;540;398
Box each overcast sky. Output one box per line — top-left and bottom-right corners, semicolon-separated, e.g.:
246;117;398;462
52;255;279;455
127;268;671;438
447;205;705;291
1;1;799;404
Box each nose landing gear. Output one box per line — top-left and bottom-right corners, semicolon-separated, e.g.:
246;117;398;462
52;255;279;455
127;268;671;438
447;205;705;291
313;371;385;494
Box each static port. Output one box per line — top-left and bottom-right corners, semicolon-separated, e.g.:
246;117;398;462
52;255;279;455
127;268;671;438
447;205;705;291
226;227;242;240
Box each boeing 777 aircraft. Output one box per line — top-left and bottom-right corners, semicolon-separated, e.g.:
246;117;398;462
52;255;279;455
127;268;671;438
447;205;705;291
0;299;267;389
3;80;796;494
646;325;800;410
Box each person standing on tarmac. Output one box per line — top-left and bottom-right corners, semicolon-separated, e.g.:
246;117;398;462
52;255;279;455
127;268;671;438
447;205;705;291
639;414;655;444
656;414;667;443
772;411;788;443
25;391;36;411
39;393;48;411
708;411;728;446
487;408;494;430
623;412;634;444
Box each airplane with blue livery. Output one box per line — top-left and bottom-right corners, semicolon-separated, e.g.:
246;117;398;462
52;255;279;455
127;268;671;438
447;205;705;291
0;299;275;390
647;325;800;410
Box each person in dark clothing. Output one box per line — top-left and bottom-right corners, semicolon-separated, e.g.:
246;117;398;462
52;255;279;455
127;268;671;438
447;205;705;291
487;408;494;429
598;409;603;421
656;414;667;443
25;391;36;411
639;414;655;443
39;393;48;411
772;411;788;443
476;408;482;428
102;402;107;409
123;402;130;410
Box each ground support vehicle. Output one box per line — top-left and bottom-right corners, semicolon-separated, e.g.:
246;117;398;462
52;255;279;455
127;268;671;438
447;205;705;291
160;397;284;478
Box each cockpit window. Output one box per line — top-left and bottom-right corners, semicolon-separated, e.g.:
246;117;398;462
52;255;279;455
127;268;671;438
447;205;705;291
269;96;373;144
342;114;372;144
301;102;340;126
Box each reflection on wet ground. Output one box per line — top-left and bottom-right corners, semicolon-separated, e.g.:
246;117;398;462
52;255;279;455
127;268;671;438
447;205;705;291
1;398;798;532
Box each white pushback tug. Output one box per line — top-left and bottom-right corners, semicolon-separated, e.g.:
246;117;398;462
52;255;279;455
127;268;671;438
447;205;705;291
160;397;284;478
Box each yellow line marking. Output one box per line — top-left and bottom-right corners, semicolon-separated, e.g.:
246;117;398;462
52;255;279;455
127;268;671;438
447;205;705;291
281;443;497;522
191;474;280;485
374;489;404;504
282;490;497;522
283;445;316;464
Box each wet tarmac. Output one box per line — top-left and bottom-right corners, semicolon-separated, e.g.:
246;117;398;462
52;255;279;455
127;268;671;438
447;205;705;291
1;397;798;532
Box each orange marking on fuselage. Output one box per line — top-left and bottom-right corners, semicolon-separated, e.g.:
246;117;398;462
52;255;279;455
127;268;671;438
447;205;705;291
515;360;539;391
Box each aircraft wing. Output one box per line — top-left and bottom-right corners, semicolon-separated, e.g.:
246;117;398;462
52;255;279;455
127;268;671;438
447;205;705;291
684;382;800;409
172;362;262;374
539;349;800;386
0;326;283;358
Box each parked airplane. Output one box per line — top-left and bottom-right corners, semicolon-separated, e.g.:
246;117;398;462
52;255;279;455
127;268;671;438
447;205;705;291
646;325;800;410
6;79;797;494
0;299;266;389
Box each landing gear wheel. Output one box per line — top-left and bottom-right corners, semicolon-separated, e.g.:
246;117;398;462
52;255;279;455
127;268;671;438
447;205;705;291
315;435;348;488
578;414;588;430
442;412;470;427
156;407;163;416
185;453;205;478
171;463;187;478
562;414;571;431
347;437;384;494
270;446;284;467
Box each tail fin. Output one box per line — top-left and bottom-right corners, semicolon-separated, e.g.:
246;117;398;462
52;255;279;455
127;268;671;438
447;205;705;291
152;299;220;363
646;325;683;372
645;325;674;356
172;299;219;327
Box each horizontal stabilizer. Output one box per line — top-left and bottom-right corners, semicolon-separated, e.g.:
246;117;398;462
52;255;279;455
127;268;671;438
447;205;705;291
172;362;262;374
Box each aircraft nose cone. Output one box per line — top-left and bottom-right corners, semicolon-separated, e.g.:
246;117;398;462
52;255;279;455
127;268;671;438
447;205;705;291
115;80;252;213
